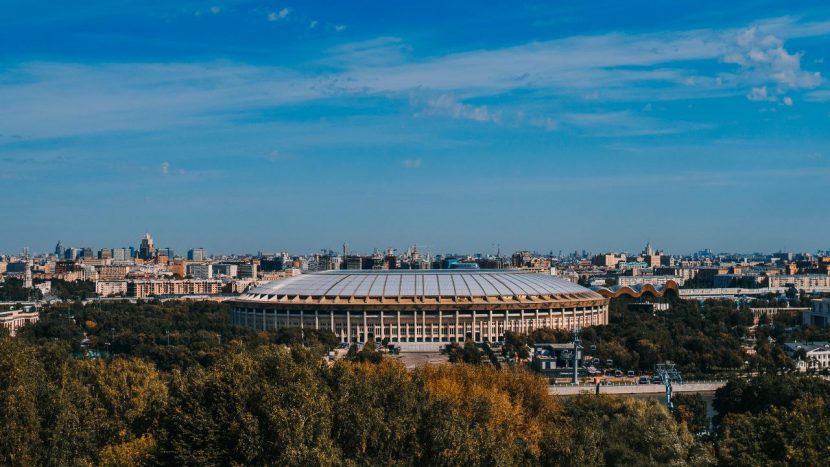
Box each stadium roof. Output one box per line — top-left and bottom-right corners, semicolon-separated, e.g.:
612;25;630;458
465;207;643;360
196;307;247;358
244;270;599;300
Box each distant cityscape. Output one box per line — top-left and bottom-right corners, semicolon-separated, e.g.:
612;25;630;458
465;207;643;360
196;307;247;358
2;233;830;303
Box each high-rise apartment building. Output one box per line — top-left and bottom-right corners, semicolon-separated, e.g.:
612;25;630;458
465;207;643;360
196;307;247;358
111;248;129;261
139;233;155;260
187;248;207;261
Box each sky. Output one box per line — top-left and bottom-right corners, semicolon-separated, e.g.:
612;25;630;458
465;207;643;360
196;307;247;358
1;0;830;256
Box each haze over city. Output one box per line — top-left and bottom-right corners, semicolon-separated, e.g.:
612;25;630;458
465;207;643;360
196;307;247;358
2;0;830;254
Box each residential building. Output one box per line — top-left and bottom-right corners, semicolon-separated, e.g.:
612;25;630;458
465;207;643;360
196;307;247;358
768;274;830;289
127;280;222;298
95;281;128;297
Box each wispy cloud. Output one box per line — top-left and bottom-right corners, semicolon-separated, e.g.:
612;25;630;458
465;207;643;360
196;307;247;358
0;15;826;142
415;94;502;123
401;159;422;169
268;8;290;22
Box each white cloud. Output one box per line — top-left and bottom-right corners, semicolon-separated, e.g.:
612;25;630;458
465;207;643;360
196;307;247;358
160;161;170;175
724;27;821;90
309;20;318;29
268;8;290;22
209;6;221;14
334;24;348;32
401;159;422;169
782;96;793;106
2;16;825;142
747;86;775;101
417;94;502;123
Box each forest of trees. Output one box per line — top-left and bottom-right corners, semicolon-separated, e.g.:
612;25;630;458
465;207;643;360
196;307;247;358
492;297;801;378
1;299;829;464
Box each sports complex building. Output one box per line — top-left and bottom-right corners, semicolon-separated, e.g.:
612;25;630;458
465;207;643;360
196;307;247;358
231;270;608;350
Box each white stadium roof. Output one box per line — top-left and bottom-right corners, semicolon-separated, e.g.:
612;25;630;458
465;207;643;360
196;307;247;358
245;270;596;300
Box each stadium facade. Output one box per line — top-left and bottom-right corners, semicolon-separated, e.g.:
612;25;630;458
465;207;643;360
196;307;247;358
230;270;608;350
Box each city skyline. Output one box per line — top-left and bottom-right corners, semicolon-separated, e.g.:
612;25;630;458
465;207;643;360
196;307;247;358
2;1;830;253
3;233;827;258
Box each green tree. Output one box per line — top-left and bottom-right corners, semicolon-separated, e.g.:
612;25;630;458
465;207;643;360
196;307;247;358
0;338;45;466
330;359;423;464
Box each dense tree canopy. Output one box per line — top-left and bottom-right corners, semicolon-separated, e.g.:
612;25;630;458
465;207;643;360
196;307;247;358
1;299;828;465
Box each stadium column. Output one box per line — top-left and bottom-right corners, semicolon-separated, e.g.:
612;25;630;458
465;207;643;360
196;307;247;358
535;309;540;333
472;311;476;342
315;310;319;330
363;312;368;343
346;311;351;343
300;310;304;329
455;311;460;342
549;308;553;328
380;311;385;341
438;310;442;342
397;311;401;342
330;310;335;334
488;310;493;342
520;310;525;334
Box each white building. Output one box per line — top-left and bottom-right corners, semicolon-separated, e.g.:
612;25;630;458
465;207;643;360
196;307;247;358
0;309;39;336
783;341;830;372
187;263;213;279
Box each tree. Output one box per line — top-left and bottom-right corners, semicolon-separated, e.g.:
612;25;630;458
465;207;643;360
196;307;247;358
462;338;482;365
562;395;701;466
0;338;45;466
329;360;422;464
672;393;709;435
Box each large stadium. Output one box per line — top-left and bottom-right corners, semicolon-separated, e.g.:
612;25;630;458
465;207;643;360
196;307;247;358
231;270;608;350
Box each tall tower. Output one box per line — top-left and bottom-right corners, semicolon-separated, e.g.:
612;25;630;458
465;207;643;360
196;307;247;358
23;264;32;289
55;240;64;258
139;232;156;260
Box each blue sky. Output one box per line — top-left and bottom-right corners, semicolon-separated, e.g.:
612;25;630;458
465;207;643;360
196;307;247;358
1;0;830;256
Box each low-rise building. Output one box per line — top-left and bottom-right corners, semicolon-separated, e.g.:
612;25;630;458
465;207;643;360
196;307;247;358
783;341;830;372
0;309;39;336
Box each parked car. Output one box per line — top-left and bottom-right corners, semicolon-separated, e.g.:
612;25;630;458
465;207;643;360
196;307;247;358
627;370;635;377
638;376;650;384
614;370;623;377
